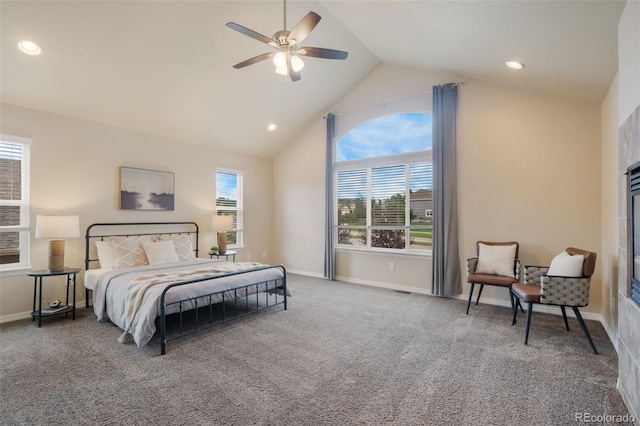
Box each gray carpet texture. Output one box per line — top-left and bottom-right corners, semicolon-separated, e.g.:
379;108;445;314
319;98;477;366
0;274;632;425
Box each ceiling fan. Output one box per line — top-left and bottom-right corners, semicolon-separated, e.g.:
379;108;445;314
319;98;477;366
225;0;348;82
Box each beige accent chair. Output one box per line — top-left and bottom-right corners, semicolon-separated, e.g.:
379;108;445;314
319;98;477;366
466;241;520;314
511;247;598;354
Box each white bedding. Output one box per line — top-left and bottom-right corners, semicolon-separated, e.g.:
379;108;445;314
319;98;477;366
91;259;289;348
84;268;107;291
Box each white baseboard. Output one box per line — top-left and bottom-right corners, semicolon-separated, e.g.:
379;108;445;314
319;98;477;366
286;269;325;278
451;293;603;322
0;311;31;324
600;318;618;352
335;275;432;296
0;300;88;324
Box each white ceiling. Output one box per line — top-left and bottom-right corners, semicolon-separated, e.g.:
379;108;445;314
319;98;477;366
0;1;626;159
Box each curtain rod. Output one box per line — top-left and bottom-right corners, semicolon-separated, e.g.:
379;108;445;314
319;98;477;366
324;81;465;119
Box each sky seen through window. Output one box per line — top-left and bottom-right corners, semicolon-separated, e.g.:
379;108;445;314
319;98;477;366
336;112;432;162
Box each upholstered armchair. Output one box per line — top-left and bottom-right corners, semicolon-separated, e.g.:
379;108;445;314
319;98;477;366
511;247;598;354
466;241;520;314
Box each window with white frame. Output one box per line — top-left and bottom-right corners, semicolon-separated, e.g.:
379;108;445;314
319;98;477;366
335;113;432;253
0;135;31;270
215;169;243;248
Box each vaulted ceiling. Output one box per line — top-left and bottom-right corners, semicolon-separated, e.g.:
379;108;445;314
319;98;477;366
0;1;626;158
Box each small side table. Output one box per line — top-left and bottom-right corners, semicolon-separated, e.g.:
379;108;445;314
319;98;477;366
209;250;237;262
28;267;80;327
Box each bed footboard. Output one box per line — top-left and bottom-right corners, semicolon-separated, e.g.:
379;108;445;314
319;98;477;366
158;264;287;355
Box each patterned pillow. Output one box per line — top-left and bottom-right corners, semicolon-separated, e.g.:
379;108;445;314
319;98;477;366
110;236;152;268
156;235;196;261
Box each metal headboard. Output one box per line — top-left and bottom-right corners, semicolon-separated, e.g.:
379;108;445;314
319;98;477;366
84;222;199;270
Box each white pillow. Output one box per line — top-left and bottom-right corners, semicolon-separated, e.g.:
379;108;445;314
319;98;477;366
156;235;196;261
547;251;584;277
142;241;179;265
111;236;151;268
475;243;517;277
95;240;116;269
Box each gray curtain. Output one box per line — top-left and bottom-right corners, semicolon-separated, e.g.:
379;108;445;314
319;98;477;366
324;113;336;279
431;84;461;296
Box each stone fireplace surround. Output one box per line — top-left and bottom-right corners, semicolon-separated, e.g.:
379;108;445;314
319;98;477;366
618;104;640;419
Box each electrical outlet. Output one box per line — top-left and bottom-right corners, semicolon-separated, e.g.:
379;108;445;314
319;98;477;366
247;253;252;260
262;251;267;258
389;262;395;271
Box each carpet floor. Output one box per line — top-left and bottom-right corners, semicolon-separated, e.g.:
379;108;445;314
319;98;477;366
0;274;632;425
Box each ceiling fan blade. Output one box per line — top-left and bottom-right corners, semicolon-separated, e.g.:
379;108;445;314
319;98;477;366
288;12;321;45
287;55;302;81
297;47;348;60
226;22;274;45
232;52;274;69
289;71;302;82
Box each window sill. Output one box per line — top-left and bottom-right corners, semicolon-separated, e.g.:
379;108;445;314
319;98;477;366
336;246;431;258
0;267;32;277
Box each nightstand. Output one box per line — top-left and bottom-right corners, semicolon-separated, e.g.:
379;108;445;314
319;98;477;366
209;250;237;262
28;267;80;327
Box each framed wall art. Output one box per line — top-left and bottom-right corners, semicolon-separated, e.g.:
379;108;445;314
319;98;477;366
119;166;175;210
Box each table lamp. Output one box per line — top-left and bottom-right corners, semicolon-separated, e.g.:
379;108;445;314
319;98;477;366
35;214;80;272
211;215;233;255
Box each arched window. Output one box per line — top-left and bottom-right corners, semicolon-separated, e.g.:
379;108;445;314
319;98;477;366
335;113;432;252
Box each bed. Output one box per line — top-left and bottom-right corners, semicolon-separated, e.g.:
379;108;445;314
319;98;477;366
84;222;289;354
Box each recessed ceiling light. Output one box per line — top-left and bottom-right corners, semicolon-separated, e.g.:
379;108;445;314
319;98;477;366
506;61;524;70
267;124;277;132
18;40;42;55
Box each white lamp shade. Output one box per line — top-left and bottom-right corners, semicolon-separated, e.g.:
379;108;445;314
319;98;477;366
212;215;233;231
273;51;286;67
35;215;80;239
290;55;304;72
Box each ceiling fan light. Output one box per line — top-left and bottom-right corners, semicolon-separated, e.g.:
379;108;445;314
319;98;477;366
273;51;287;67
275;65;288;76
291;55;304;72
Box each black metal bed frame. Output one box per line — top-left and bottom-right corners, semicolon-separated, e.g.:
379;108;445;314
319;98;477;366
85;222;201;307
157;264;287;354
85;222;287;355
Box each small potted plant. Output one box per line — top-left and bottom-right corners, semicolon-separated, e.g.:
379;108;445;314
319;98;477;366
209;245;219;256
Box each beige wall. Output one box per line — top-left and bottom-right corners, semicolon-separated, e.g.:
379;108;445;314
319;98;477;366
600;74;620;342
273;119;327;277
274;63;604;314
618;0;640;126
459;81;602;311
0;103;274;321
